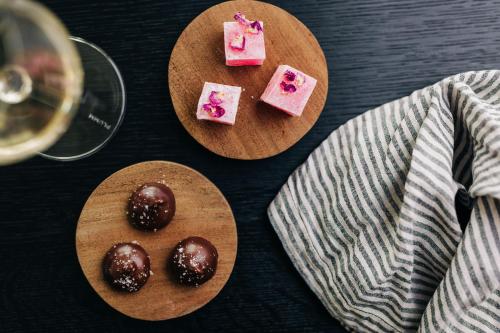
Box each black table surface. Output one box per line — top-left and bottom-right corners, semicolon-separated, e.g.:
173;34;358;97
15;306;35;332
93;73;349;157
2;0;500;332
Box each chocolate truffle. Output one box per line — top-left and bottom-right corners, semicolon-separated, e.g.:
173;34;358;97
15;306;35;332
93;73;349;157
102;242;151;292
169;237;218;287
128;182;176;231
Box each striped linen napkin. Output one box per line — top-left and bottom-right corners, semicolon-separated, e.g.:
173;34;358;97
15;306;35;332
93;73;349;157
268;71;500;332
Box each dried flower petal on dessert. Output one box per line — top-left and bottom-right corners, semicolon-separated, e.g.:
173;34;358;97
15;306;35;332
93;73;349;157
250;20;263;31
203;103;225;118
209;91;224;105
202;103;213;112
210;105;225;118
234;12;250;25
295;73;306;86
280;81;297;94
230;33;246;50
284;70;296;82
246;21;263;34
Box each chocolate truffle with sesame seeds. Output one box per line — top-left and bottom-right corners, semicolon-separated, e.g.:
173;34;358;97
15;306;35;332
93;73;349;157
102;242;151;292
169;237;218;287
128;182;176;232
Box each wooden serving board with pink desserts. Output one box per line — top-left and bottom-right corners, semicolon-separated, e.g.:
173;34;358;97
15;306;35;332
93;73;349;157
76;161;237;320
169;0;328;160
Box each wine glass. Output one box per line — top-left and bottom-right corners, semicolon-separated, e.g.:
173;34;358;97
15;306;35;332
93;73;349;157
0;0;125;165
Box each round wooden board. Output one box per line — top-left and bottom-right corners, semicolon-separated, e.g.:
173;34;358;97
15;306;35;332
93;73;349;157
76;161;237;321
168;0;328;160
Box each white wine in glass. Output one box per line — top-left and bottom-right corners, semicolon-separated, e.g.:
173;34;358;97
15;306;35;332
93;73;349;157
0;0;125;165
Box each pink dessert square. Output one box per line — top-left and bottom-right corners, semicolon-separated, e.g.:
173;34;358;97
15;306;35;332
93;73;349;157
224;21;265;66
260;65;317;117
196;82;242;125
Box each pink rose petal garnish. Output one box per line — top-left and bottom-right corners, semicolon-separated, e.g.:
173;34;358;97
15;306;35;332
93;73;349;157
250;20;263;31
246;21;263;34
280;81;297;94
234;12;262;34
230;33;246;50
284;70;296;82
202;103;213;112
209;91;224;105
296;73;306;86
203;103;225;118
250;21;263;32
211;106;225;118
234;12;251;25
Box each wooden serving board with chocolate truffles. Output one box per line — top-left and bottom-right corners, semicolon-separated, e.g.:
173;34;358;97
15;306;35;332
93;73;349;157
169;0;328;160
76;161;237;321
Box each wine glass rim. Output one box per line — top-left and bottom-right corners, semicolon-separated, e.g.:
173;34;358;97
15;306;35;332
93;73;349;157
39;37;127;162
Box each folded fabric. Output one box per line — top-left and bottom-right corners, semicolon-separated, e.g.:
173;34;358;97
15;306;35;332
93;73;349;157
268;71;500;332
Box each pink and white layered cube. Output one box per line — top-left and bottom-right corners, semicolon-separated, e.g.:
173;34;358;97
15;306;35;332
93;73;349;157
224;12;265;66
196;82;242;125
260;65;317;117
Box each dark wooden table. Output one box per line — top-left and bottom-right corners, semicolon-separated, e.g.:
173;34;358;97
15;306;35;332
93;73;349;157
2;0;499;332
